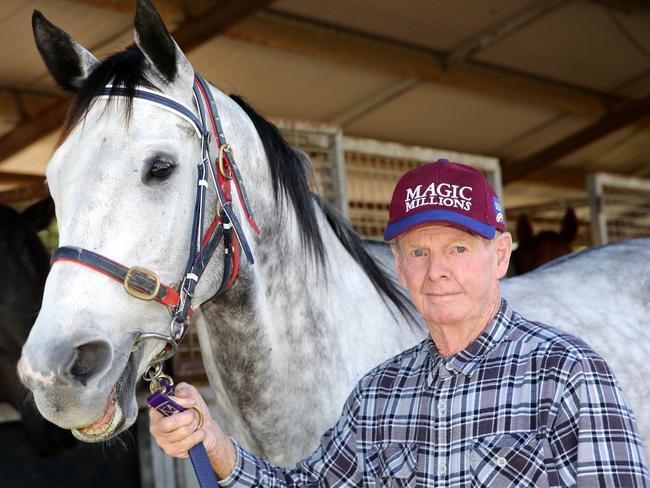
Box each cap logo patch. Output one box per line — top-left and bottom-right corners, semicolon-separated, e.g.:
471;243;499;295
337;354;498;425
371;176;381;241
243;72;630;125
493;196;504;224
404;181;473;213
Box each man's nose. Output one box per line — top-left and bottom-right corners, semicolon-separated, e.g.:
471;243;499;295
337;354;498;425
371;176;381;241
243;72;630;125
426;254;451;280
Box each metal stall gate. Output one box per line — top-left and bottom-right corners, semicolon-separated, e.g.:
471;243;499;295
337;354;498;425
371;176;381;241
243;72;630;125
275;119;348;218
344;136;502;240
588;172;650;245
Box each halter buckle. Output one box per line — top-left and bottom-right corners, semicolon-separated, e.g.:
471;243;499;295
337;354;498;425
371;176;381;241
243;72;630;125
218;144;233;180
124;266;161;301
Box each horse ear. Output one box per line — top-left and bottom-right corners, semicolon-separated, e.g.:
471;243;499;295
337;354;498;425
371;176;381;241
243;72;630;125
32;11;98;93
560;207;578;243
133;0;193;86
516;215;533;248
22;197;55;233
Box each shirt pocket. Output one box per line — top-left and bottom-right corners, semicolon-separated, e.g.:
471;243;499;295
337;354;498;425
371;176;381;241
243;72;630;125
470;431;549;488
365;442;418;487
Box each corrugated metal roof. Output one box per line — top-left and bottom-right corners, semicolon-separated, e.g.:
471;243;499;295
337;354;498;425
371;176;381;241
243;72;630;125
273;0;538;51
475;1;650;92
0;0;648;211
189;37;402;121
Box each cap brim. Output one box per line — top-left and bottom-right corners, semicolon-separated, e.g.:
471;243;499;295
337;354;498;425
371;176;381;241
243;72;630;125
384;209;496;240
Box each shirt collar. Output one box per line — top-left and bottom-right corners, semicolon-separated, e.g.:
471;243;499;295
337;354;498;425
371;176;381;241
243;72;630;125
427;298;514;379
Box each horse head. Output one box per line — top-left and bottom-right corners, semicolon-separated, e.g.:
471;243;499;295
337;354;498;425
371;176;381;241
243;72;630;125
18;0;267;443
512;207;578;274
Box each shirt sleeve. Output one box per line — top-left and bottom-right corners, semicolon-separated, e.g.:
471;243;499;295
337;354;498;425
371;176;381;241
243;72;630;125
218;385;363;488
550;352;650;487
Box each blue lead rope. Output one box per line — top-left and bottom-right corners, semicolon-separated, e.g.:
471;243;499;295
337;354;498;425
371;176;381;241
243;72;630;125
147;380;219;488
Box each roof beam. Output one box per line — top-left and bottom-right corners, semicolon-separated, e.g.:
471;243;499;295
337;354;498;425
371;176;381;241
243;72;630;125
0;182;49;204
502;92;650;185
0;98;70;164
0;171;46;185
65;0;213;23
0;89;59;125
512;166;589;190
444;0;567;65
0;0;273;165
330;79;419;125
226;11;626;119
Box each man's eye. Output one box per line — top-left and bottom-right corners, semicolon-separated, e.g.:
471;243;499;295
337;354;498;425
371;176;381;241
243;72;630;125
455;246;467;254
411;249;425;258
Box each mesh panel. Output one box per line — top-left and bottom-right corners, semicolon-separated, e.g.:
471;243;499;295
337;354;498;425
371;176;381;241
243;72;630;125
344;150;500;240
279;127;341;207
601;185;650;242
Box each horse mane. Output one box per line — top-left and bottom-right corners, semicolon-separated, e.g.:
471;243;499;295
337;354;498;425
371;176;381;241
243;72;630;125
313;195;419;325
230;96;325;265
231;96;417;323
58;46;415;323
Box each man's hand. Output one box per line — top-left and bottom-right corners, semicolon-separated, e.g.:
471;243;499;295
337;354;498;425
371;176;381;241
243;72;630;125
149;382;237;480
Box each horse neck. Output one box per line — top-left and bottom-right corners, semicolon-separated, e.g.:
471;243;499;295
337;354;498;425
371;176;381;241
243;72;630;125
193;85;423;460
197;204;401;458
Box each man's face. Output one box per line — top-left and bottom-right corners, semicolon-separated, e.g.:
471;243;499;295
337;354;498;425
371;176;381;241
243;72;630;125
392;224;511;330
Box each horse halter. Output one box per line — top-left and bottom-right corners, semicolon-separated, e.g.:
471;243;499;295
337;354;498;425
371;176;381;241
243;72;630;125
50;73;260;371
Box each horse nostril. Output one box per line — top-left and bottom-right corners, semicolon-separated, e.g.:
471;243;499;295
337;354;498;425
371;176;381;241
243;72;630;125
66;341;112;386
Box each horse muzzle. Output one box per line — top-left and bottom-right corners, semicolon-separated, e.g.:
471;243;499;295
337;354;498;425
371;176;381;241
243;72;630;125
17;334;131;432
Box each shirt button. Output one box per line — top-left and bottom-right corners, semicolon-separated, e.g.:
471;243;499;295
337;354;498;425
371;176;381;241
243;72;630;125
445;362;455;372
438;463;447;475
496;457;508;468
437;400;447;414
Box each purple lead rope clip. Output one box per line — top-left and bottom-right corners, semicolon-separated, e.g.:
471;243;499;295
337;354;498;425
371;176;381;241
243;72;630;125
147;377;186;415
145;369;218;488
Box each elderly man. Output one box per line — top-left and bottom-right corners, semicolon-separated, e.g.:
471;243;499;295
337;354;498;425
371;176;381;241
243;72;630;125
150;159;649;486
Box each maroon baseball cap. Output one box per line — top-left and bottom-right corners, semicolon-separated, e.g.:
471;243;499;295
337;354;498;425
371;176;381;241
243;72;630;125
384;159;505;240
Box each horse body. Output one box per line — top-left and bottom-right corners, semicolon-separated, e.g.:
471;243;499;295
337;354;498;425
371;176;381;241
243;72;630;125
501;239;650;446
0;199;76;455
19;0;649;466
511;207;578;275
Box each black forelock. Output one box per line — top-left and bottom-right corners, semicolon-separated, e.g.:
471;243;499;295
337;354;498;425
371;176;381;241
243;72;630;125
60;44;157;144
230;96;418;324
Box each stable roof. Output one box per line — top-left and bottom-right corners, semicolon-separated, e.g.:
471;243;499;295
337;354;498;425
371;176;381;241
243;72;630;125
0;0;648;210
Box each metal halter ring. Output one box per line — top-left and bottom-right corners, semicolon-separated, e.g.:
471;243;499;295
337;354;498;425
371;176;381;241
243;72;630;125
133;332;178;363
218;144;233;180
124;266;161;301
190;406;204;431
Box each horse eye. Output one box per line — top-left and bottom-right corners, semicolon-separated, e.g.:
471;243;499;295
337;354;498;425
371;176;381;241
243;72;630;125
148;159;175;180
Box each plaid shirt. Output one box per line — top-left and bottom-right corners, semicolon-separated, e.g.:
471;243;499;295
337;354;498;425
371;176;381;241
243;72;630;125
220;299;649;487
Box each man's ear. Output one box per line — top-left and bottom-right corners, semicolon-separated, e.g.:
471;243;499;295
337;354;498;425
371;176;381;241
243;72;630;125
391;242;407;288
494;232;513;279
